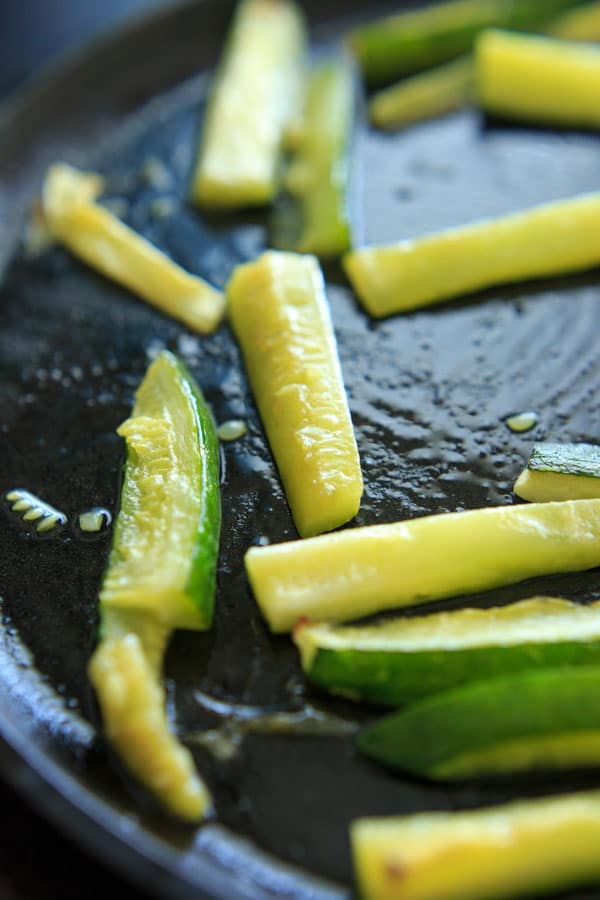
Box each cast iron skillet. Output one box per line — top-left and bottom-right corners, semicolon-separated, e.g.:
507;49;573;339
2;1;600;897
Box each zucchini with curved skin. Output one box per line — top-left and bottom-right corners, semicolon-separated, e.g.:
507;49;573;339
89;351;221;821
514;442;600;502
295;597;600;706
357;666;600;780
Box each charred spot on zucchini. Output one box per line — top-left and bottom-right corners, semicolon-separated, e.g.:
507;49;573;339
515;442;600;502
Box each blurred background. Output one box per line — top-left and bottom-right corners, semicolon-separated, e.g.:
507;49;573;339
0;0;174;98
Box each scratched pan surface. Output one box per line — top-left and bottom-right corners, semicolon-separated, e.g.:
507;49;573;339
1;1;600;898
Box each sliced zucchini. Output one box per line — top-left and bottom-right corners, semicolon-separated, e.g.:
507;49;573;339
43;164;225;333
274;56;354;258
89;351;221;821
515;442;600;502
549;0;600;40
227;251;362;537
295;597;600;706
352;790;600;900
369;56;474;132
347;0;584;85
357;666;600;780
192;0;305;208
100;351;221;630
368;0;600;133
245;498;600;632
476;29;600;129
343;190;600;317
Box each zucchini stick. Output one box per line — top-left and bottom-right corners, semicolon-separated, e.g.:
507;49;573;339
43;164;224;333
295;597;600;706
343;190;600;317
368;1;600;131
274;57;354;258
89;352;221;820
476;29;600;129
369;55;473;131
548;0;600;39
352;791;600;900
514;442;600;502
357;666;600;780
192;0;305;208
227;251;362;537
246;498;600;632
347;0;584;85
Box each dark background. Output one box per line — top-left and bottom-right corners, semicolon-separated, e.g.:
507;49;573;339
0;6;174;898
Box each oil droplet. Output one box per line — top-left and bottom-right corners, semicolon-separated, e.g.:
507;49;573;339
149;196;177;220
505;411;539;434
78;507;112;533
139;157;173;190
5;489;67;533
217;419;247;442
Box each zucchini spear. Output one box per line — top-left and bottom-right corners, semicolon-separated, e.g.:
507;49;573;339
347;0;584;86
89;351;221;821
295;597;600;706
192;0;305;208
352;791;600;900
476;29;600;129
274;57;354;258
514;442;600;502
368;0;600;131
43;164;225;333
343;190;600;318
246;499;600;632
357;666;600;780
227;251;362;538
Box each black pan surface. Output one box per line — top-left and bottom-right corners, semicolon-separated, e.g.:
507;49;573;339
1;2;600;898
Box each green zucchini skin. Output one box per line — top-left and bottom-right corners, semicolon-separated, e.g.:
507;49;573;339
173;355;222;627
357;666;600;779
528;442;600;477
309;638;600;707
274;57;354;259
348;0;586;85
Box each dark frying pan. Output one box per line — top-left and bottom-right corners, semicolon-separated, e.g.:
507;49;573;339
1;2;600;898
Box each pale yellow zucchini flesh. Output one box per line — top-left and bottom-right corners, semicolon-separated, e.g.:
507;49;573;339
246;498;600;632
476;29;600;129
89;609;211;822
43;164;225;333
343;191;600;317
192;0;305;208
352;791;600;900
227;251;362;537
